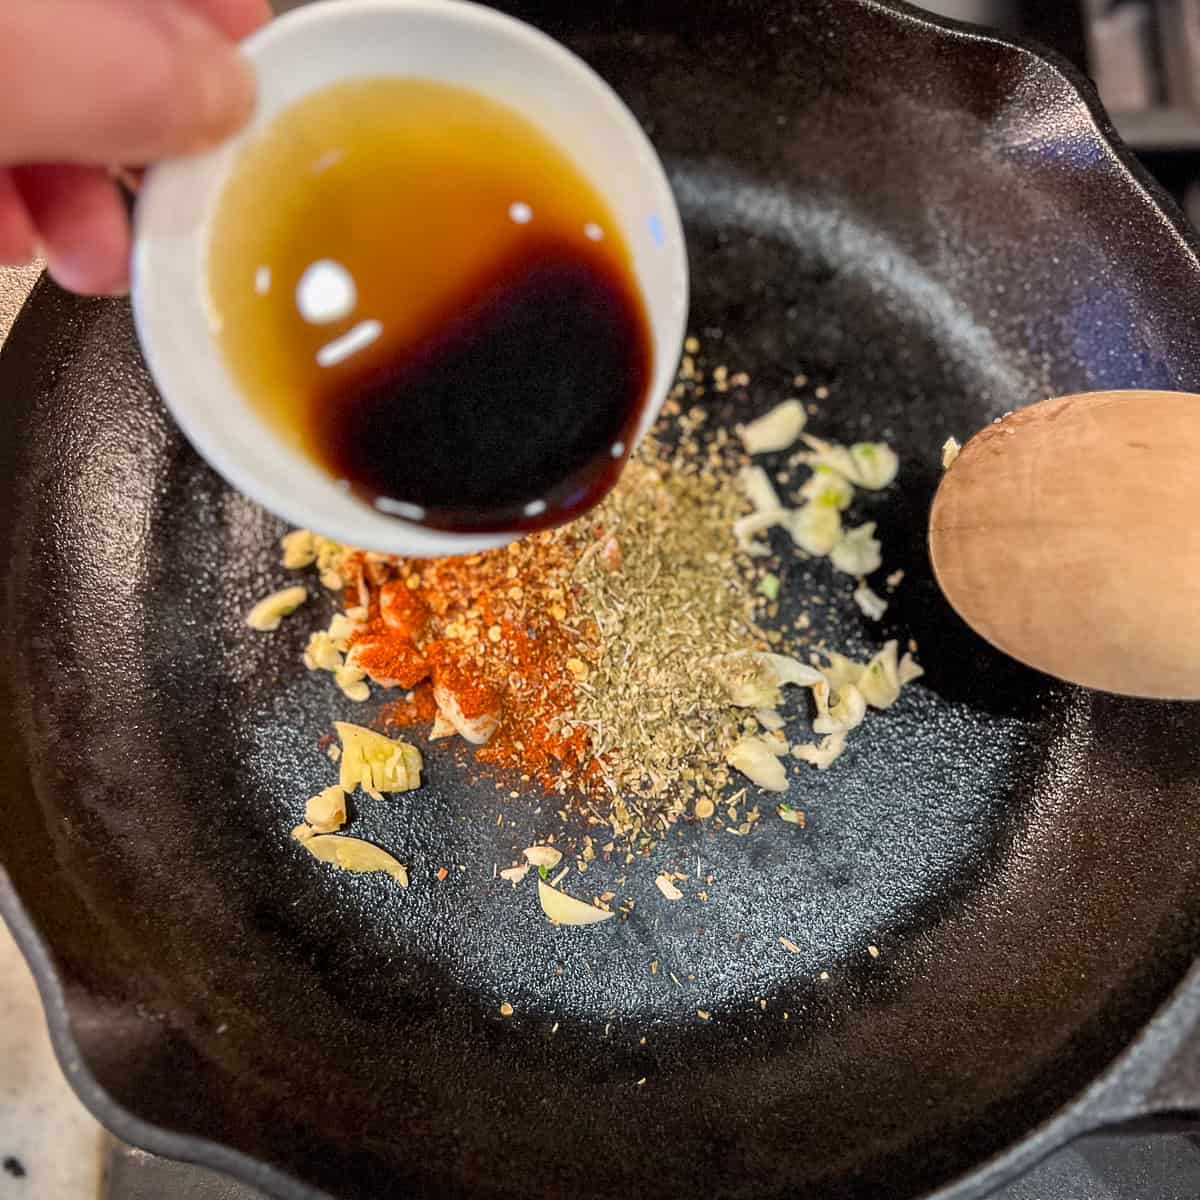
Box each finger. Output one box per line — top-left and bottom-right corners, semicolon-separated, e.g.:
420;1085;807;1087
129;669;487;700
13;165;130;297
0;171;38;266
0;0;256;166
185;0;272;40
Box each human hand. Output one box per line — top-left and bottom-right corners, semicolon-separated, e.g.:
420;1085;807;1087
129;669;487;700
0;0;271;296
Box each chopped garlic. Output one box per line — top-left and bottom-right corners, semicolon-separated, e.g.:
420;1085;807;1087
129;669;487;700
714;653;783;708
762;728;789;755
280;529;317;569
303;631;343;672
822;652;864;689
811;679;867;734
327;612;360;645
734;466;787;555
857;641;902;709
245;585;308;632
847;442;899;490
853;580;888;621
814;643;921;714
792;732;848;770
537;879;615;926
801;435;898;490
500;864;530;885
335;723;422;794
830;522;882;577
733;509;783;557
713;651;823;708
787;502;842;556
305;785;347;834
655;873;684;901
293;829;409;885
736;399;807;455
898;651;925;686
313;535;348;591
727;735;789;792
799;435;858;480
433;683;499;746
942;436;961;468
755;707;786;732
523;845;563;869
799;466;854;511
335;663;370;702
739;465;784;514
429;711;456;740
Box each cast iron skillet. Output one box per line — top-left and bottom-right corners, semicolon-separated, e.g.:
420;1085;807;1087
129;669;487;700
4;1;1200;1198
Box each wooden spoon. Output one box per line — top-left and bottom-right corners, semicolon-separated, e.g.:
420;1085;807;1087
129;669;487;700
928;390;1200;699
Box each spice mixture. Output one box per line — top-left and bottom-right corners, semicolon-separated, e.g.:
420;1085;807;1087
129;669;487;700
252;340;923;910
284;404;770;830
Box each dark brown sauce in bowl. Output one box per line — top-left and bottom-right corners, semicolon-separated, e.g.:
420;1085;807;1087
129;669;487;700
206;76;654;534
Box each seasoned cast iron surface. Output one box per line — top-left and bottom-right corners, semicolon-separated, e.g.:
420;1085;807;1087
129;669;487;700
3;2;1200;1199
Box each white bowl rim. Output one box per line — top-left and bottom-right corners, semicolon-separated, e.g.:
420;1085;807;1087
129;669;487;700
131;0;688;557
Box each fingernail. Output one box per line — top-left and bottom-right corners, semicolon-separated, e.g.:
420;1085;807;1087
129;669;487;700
192;46;257;147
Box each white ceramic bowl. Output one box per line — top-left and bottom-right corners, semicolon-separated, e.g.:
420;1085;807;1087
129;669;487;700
132;0;688;557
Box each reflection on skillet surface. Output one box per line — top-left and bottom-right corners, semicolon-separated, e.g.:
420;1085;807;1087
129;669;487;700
3;4;1200;1200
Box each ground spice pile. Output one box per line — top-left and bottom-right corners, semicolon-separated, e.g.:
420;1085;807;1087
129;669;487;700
354;528;595;792
558;440;763;811
284;399;767;821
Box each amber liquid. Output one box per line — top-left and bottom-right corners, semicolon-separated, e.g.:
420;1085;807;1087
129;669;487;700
206;77;654;533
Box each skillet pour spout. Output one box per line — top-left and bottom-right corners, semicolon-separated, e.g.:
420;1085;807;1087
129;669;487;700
4;2;1200;1200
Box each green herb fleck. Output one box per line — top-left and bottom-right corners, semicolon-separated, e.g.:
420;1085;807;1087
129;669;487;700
757;574;781;601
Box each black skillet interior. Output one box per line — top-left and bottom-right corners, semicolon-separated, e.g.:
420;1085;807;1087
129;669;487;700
4;2;1200;1199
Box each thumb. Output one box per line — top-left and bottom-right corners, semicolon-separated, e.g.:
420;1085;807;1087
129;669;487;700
0;0;257;167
